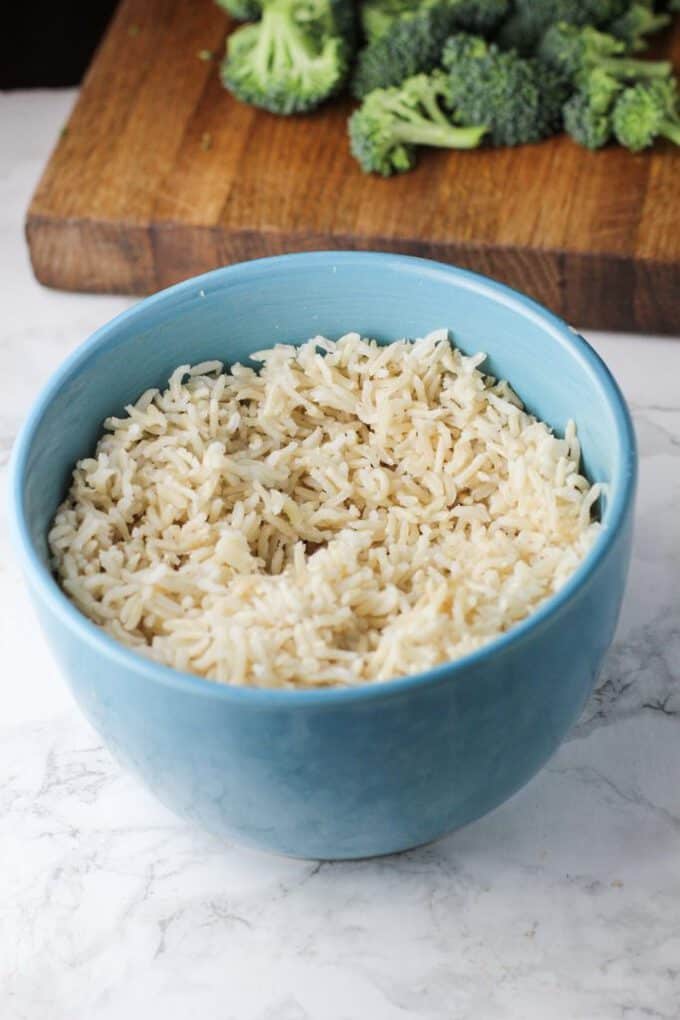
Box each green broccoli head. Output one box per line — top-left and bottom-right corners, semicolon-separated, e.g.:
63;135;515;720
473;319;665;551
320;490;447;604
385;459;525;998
494;10;543;56
359;0;509;46
443;33;569;146
563;93;613;148
579;66;624;113
539;21;672;83
221;0;353;114
316;0;356;45
613;78;680;150
351;1;462;99
540;23;621;76
216;0;263;21
606;2;671;52
520;1;631;29
496;0;629;55
360;0;420;44
449;0;510;35
563;69;622;148
348;71;488;175
442;32;490;66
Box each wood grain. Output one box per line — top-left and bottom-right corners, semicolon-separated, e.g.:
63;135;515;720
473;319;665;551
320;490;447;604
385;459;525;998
26;0;680;333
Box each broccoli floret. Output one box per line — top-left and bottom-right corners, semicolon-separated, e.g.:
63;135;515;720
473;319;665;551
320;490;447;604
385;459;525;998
443;31;491;66
360;0;420;43
522;0;631;30
564;94;613;148
360;0;509;44
606;2;671;51
563;68;622;148
348;71;488;175
352;1;462;98
443;33;569;145
221;0;353;114
496;0;630;55
495;11;544;56
539;22;672;83
613;77;680;149
319;0;356;44
450;0;510;35
351;0;510;99
216;0;263;21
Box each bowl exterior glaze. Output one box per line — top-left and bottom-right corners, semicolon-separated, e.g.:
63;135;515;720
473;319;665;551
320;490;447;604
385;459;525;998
10;253;636;859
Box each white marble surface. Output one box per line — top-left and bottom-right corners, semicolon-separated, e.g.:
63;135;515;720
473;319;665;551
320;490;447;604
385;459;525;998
1;90;680;1020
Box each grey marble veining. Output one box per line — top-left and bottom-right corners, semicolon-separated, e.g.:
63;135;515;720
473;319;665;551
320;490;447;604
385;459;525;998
1;91;679;1020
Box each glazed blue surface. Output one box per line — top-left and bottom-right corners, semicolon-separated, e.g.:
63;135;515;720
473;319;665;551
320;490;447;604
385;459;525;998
9;253;637;859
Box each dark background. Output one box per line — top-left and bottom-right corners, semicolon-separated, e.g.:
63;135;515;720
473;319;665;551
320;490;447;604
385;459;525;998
2;1;118;88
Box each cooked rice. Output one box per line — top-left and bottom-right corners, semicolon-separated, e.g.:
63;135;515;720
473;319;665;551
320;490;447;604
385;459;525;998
49;330;601;688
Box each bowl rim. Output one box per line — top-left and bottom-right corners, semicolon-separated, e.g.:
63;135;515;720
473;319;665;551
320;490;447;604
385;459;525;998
9;251;638;706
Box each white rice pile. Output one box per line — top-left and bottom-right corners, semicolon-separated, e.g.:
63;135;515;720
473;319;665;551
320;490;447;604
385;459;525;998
49;330;601;688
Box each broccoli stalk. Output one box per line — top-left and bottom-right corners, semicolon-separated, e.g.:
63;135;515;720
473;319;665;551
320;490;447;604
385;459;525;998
539;22;672;84
443;33;569;146
613;78;680;149
221;0;352;114
349;72;487;175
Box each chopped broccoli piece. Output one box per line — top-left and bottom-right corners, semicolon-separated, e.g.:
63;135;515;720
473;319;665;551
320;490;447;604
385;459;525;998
563;94;613;148
539;22;673;83
352;1;462;98
348;71;487;175
563;68;622;148
221;0;353;114
216;0;263;20
360;0;420;43
582;66;625;114
443;33;569;146
352;0;510;99
613;77;680;149
443;31;490;66
450;0;510;35
606;2;671;51
524;1;631;29
494;11;544;56
320;0;356;44
496;0;630;55
359;0;509;44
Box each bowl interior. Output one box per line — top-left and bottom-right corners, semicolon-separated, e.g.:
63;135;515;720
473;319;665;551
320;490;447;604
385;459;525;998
17;253;630;583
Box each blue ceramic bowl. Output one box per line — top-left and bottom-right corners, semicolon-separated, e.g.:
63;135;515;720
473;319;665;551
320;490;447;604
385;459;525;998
10;253;636;859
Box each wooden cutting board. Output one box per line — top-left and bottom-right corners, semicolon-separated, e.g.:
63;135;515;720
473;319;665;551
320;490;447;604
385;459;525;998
26;0;680;333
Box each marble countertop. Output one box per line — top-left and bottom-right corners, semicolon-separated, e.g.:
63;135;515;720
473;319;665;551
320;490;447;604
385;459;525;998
1;90;679;1020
